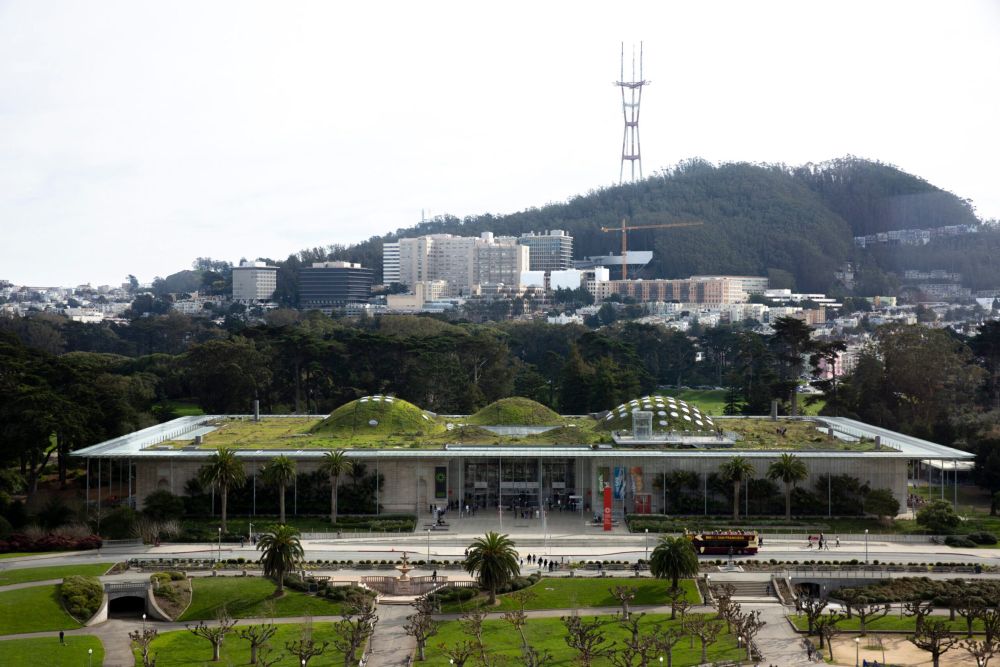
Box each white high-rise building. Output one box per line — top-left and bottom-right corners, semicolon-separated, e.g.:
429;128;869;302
382;242;400;285
396;232;527;297
518;230;573;271
232;261;277;302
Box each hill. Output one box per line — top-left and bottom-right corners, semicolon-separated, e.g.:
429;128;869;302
253;157;983;298
466;397;563;426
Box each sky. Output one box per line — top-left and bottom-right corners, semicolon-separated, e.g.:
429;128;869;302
1;1;998;287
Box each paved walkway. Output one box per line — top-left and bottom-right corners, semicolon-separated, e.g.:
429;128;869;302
753;603;813;667
367;604;415;667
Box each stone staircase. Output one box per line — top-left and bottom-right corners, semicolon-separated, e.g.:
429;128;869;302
716;581;778;601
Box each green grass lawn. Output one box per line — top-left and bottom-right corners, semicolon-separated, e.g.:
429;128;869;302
0;563;114;586
440;577;699;613
0;552;47;560
660;389;826;417
138;622;345;666
427;613;741;666
0;585;82;634
165;400;206;416
0;635;104;667
179;577;348;621
790;613;981;633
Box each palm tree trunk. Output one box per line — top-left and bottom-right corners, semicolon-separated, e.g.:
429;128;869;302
221;485;228;533
733;481;741;521
279;484;286;523
489;585;496;605
332;474;340;525
785;484;792;521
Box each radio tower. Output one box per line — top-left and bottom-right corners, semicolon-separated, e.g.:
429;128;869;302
616;42;650;184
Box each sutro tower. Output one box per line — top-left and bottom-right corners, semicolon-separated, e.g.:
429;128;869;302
615;42;650;184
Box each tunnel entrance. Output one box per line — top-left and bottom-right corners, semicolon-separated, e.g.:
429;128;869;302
108;595;146;618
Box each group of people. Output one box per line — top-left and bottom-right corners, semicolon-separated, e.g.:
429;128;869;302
806;533;839;549
523;554;560;571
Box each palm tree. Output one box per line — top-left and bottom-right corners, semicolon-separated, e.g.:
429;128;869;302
649;535;699;593
463;531;520;605
256;524;304;595
318;450;353;525
719;456;755;522
261;455;297;523
768;453;808;520
197;447;246;534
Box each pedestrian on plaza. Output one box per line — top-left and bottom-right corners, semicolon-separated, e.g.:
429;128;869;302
836;536;841;548
432;570;437;582
59;631;64;645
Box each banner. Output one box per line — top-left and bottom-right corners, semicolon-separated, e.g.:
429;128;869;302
630;466;644;494
603;485;612;531
613;466;626;499
597;466;610;493
434;466;447;499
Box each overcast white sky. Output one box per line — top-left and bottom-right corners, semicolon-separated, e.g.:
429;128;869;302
2;1;998;287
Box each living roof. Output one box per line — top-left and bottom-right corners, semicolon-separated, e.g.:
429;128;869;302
310;395;443;437
599;394;717;433
466;397;562;426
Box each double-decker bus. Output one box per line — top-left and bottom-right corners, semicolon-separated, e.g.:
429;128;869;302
686;531;759;555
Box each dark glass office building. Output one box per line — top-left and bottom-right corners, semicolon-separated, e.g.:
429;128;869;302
299;262;374;311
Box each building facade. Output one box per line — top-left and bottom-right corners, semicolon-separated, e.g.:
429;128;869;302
397;233;527;297
590;276;748;305
232;261;278;302
382;242;400;285
298;262;374;312
518;230;574;272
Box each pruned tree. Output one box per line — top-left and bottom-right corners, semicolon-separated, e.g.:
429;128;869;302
983;607;1000;644
617;612;647;649
958;598;987;638
610;585;638;621
655;628;683;667
562;615;615;667
687;616;724;665
674;598;692;624
460;610;490;666
405;598;439;661
733;608;766;662
129;627;158;667
439;640;477;667
284;620;330;667
713;583;737;632
255;644;283;667
838;589;862;619
186;609;237;662
909;619;961;667
800;595;829;635
961;637;998;667
238;623;278;665
331;598;378;667
665;586;687;621
814;612;845;660
855;601;891;636
903;601;934;635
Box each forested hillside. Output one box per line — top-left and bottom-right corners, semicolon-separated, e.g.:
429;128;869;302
166;157;981;301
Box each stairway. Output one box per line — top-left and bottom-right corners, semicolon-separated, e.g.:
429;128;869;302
715;581;778;601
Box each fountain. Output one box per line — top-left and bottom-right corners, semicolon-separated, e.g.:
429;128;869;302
393;552;413;594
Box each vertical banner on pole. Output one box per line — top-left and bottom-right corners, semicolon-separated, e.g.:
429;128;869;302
434;466;448;500
603;485;612;532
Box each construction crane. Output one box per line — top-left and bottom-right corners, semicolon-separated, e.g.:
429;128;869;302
600;218;703;280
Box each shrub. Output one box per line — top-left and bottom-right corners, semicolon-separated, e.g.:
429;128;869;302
916;500;960;534
0;515;11;540
969;531;998;545
0;533;102;554
61;575;104;622
142;490;186;521
945;535;977;548
100;507;138;539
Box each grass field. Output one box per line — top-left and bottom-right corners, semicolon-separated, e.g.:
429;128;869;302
138;622;345;666
0;552;46;560
790;613;982;633
166;400;206;416
0;585;82;634
441;577;699;613
0;636;104;667
660;389;826;417
427;613;741;666
0;563;113;586
179;577;348;621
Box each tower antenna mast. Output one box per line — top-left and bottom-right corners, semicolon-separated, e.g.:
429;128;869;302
616;42;650;184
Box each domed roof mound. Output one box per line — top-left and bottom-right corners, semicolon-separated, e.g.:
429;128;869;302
598;395;716;433
311;395;442;435
466;397;563;426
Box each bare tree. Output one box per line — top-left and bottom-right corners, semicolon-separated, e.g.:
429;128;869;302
405;599;439;662
331;598;378;667
855;601;891;636
129;627;158;667
814;612;845;660
666;586;687;621
800;595;829;635
733;608;766;662
961;637;997;667
686;616;723;664
439;640;477;667
238;623;278;665
460;610;490;666
983;608;1000;645
255;644;283;667
903;601;934;635
186;609;237;662
562;615;615;667
655;628;683;667
611;615;657;667
958;598;987;639
610;585;638;621
673;598;692;624
713;585;737;633
909;619;961;667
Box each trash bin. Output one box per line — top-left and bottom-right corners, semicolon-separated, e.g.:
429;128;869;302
976;564;983;574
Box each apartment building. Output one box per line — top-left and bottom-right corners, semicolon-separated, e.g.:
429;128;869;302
231;261;278;302
397;232;527;297
517;230;573;271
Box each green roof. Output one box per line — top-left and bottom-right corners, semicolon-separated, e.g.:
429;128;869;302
466;398;562;426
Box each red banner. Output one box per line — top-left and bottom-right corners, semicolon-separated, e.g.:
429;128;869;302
603;485;612;532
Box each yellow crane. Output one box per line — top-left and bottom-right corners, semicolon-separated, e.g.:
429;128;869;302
600;218;703;280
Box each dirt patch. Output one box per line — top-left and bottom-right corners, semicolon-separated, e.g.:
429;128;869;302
152;578;191;620
830;635;970;666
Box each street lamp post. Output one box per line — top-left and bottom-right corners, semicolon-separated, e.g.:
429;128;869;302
854;636;860;667
864;529;869;565
644;528;649;562
142;612;146;632
218;526;222;564
248;521;253;543
426;529;431;562
88;648;93;667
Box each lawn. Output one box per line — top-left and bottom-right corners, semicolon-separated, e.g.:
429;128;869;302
660;389;826;417
440;577;699;613
790;613;981;633
0;635;104;667
179;576;348;621
0;552;47;560
0;563;114;586
138;622;346;666
427;613;742;666
0;585;82;634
